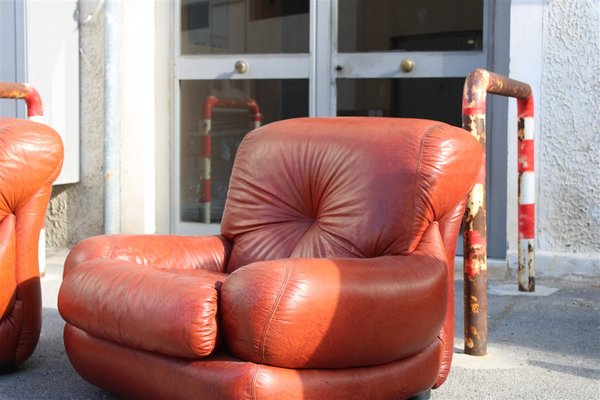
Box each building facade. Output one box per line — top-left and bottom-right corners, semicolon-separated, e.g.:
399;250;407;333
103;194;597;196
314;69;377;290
2;0;598;275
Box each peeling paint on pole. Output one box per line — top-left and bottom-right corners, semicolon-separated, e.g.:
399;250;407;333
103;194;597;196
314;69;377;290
462;69;535;356
462;69;490;356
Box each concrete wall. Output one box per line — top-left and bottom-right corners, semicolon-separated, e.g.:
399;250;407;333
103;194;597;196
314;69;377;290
46;0;172;246
539;0;599;253
46;0;105;247
537;0;600;274
507;0;599;275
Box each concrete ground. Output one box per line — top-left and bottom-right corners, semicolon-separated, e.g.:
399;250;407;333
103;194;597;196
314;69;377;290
1;249;599;399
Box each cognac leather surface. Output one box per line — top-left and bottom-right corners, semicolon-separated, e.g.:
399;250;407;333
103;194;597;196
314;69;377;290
63;234;231;276
65;324;442;400
60;234;233;357
59;117;482;399
221;222;447;369
222;118;480;271
59;259;226;358
434;199;467;387
0;119;63;367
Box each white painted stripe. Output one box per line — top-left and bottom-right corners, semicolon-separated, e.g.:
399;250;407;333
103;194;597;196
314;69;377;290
28;115;45;124
523;117;534;140
519;172;535;204
204;202;211;224
203;158;211;178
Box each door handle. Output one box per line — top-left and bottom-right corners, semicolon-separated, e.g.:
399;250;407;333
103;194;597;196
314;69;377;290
400;58;415;73
234;60;249;74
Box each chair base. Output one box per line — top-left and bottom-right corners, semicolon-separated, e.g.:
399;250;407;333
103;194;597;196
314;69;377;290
64;324;442;400
408;390;431;400
0;363;18;375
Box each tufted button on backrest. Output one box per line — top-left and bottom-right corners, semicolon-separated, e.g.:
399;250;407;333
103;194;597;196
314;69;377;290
221;117;480;273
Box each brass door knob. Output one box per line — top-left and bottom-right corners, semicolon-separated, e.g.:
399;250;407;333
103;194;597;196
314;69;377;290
400;58;415;73
234;60;249;74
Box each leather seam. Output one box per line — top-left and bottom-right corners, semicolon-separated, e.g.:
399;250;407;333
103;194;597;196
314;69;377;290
251;364;260;400
105;237;116;260
411;125;443;251
259;264;291;364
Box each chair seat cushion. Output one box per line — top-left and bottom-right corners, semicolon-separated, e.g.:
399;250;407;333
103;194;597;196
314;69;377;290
59;260;226;359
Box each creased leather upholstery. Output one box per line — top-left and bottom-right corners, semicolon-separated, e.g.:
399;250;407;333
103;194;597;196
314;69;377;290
221;223;448;369
59;117;481;399
222;118;479;270
0;119;63;368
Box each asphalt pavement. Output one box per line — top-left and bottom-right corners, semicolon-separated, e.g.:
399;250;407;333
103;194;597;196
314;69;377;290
0;249;598;399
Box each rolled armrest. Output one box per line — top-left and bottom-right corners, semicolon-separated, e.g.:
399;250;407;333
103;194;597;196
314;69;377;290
0;119;63;209
221;222;448;369
59;260;227;358
64;234;232;276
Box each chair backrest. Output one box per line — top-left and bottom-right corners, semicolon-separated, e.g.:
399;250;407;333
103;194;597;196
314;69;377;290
222;117;481;273
0;118;63;366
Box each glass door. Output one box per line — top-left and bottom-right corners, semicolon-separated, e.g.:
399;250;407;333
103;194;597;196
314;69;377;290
330;0;504;257
334;0;486;124
174;0;312;234
173;0;502;256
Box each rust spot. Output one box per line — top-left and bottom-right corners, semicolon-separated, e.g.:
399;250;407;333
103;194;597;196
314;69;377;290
465;338;474;349
518;118;526;140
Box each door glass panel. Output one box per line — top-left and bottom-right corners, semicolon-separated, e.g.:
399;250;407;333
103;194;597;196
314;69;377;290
181;0;310;55
337;78;465;127
180;79;309;223
338;0;483;53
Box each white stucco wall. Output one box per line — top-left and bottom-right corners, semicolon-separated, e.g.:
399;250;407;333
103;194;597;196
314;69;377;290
539;0;600;254
508;0;599;275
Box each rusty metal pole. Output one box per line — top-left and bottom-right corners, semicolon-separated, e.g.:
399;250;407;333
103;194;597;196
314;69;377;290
0;82;43;119
462;69;534;356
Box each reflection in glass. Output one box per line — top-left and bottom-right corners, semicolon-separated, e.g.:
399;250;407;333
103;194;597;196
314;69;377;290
338;0;483;53
337;78;465;127
181;0;309;55
180;79;309;223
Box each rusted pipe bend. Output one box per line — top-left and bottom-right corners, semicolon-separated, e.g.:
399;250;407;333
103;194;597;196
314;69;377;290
202;96;262;123
461;68;535;356
463;69;532;110
0;82;43;117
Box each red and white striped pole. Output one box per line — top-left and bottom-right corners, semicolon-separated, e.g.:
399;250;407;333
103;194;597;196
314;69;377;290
517;97;535;292
0;82;47;276
200;97;215;224
200;96;262;223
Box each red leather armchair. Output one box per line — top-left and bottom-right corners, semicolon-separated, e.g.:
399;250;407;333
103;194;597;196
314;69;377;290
0;119;64;369
59;117;481;399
